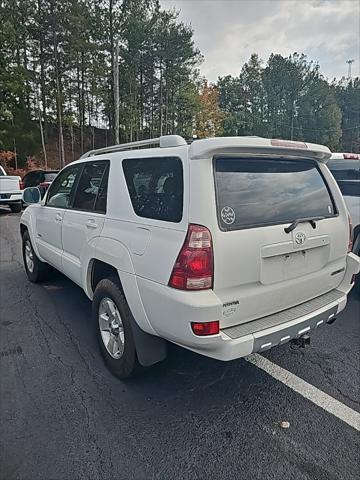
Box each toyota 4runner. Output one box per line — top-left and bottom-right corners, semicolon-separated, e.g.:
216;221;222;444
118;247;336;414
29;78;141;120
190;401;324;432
20;136;360;378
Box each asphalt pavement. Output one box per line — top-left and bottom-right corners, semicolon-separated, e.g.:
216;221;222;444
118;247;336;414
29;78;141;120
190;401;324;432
0;208;359;480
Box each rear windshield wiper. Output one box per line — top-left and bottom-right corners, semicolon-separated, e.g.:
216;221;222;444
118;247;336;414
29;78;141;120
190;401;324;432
284;216;325;234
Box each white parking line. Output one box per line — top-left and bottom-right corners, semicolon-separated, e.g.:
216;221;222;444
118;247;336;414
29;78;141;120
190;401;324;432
245;353;360;432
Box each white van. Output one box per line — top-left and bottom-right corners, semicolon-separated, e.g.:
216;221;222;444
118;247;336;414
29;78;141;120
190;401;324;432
20;136;360;378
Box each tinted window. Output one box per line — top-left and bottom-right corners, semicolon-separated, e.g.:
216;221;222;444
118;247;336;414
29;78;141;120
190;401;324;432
44;172;58;182
215;158;336;230
94;165;109;213
24;171;43;187
336;181;360;197
328;160;360;182
123;157;183;222
46;165;81;208
72;161;109;212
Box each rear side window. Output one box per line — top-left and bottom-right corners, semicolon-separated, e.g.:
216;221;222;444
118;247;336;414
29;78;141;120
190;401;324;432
215;157;336;231
72;161;109;213
94;165;109;213
123;157;183;222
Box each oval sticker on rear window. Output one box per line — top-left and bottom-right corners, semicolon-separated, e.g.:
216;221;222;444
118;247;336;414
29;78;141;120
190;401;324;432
221;206;235;225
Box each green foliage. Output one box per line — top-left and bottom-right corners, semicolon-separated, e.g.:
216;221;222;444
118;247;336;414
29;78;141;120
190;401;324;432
218;52;357;152
334;78;360;152
0;0;201;162
0;0;358;161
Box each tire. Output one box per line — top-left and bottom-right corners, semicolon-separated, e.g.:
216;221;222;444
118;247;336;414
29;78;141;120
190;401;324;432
93;277;142;379
354;276;360;296
10;202;22;213
22;230;49;282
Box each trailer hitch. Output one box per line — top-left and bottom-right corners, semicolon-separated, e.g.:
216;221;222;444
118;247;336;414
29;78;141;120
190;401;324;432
290;334;311;349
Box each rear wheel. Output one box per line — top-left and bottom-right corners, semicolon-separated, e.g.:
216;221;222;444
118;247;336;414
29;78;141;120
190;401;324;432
10;202;22;213
22;231;49;282
93;277;142;379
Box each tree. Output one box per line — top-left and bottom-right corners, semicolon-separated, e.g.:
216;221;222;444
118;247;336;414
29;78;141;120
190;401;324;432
334;78;360;152
298;77;342;150
0;0;202;164
217;52;346;150
195;80;224;138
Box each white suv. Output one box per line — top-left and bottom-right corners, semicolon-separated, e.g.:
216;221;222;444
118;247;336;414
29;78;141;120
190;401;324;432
20;136;360;378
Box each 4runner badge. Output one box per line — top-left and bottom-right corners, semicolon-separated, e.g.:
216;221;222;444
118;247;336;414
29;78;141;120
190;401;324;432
221;206;235;225
295;232;306;245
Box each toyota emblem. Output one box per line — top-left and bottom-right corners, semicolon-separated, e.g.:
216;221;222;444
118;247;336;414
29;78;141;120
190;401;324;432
295;232;306;245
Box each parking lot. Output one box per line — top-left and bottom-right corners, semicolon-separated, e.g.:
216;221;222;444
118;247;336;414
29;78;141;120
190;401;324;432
0;209;359;480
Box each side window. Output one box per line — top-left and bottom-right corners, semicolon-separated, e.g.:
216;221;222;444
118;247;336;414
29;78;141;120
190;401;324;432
123;157;183;223
328;160;360;181
46;165;81;208
72;161;109;212
94;164;109;213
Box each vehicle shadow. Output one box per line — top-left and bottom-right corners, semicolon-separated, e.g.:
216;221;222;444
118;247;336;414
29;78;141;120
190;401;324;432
38;269;258;394
0;206;11;216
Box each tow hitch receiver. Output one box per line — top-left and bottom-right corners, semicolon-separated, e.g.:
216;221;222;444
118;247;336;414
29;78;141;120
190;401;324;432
290;334;311;349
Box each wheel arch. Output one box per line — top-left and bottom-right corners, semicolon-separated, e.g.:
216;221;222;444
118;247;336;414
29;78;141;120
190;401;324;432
88;257;166;367
19;216;43;261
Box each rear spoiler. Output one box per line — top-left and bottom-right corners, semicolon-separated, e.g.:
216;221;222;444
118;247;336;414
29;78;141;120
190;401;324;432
189;137;332;162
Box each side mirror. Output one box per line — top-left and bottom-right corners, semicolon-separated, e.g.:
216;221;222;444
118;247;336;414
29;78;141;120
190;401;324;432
23;187;42;204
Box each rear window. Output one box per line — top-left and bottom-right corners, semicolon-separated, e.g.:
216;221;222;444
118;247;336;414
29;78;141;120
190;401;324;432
123;157;183;223
214;157;336;231
44;172;58;182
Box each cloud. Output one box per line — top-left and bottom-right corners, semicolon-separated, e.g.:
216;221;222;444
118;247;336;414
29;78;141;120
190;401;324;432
161;0;360;81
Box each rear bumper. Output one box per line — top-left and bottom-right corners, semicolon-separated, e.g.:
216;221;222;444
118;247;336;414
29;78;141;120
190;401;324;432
219;289;345;359
137;253;360;361
0;193;22;203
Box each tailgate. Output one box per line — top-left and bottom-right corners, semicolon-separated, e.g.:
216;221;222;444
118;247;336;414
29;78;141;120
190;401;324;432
0;177;20;193
212;156;348;328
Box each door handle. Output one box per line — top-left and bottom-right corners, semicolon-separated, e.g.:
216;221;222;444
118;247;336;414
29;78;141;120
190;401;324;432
55;213;62;222
86;219;98;229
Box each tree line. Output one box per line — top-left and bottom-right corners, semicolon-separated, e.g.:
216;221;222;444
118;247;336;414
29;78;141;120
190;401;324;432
0;0;359;171
215;53;359;152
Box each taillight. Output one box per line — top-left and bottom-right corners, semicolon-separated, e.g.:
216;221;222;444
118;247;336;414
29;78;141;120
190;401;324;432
169;224;213;290
191;321;219;336
343;153;359;160
348;215;353;252
19;181;24;190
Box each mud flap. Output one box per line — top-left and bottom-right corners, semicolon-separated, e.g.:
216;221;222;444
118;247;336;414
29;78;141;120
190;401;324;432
130;320;167;367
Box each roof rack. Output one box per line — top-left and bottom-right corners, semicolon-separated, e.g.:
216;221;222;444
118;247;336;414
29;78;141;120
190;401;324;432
80;134;187;159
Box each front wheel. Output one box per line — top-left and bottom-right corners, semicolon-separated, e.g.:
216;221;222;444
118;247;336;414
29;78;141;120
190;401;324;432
92;277;142;379
22;231;49;282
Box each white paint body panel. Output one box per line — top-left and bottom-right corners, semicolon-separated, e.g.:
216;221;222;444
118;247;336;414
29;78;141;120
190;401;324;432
0;169;22;204
19;136;360;361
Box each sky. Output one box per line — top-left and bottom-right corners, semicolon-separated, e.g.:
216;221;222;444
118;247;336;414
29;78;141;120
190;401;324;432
160;0;360;82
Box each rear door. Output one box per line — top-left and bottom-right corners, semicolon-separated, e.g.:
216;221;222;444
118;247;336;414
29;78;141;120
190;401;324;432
61;161;109;285
212;156;347;327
